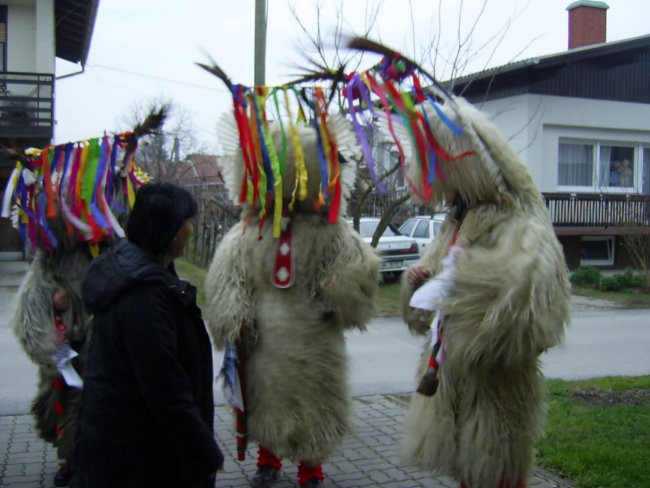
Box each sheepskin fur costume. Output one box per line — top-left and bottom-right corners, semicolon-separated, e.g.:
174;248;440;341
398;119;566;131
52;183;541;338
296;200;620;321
205;113;380;463
398;97;571;488
11;244;92;461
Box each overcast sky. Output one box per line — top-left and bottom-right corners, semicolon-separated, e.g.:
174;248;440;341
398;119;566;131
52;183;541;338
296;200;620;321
53;0;649;152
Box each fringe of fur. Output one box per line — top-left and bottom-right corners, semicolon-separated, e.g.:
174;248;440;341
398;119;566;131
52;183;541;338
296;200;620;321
205;215;380;461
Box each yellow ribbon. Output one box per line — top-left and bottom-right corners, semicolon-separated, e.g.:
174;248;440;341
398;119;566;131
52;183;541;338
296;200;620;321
88;242;100;258
247;92;267;219
283;89;308;209
257;87;283;237
314;88;339;200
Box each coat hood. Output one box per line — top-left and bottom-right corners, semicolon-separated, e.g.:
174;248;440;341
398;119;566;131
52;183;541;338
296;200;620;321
82;239;189;314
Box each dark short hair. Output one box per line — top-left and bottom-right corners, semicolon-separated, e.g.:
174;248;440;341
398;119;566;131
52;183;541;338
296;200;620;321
126;182;198;255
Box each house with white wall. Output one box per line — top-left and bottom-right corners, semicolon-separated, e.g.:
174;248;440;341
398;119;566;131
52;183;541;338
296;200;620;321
452;1;650;270
0;0;99;254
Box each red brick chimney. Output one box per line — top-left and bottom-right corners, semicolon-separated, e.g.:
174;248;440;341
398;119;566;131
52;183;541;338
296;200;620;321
567;1;609;49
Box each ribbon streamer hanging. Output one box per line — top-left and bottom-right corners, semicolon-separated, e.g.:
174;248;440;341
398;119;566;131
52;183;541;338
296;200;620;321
1;133;150;254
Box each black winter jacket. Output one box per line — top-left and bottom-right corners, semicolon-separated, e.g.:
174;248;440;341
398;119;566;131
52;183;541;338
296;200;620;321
73;239;223;488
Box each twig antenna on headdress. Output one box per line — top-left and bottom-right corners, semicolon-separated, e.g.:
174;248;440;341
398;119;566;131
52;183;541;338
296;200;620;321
346;36;456;108
132;107;167;140
0;146;28;163
120;105;167;171
284;58;348;105
196;56;234;90
124;106;167;149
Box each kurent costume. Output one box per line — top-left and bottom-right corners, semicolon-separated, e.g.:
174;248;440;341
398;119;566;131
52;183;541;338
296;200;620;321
397;97;571;488
203;85;380;487
2;131;154;486
11;243;91;469
74;238;223;488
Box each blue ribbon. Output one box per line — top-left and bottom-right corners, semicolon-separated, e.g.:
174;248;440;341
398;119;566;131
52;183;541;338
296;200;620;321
427;95;463;136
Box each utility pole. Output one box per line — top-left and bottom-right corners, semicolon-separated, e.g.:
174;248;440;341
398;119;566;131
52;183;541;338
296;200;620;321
254;0;267;86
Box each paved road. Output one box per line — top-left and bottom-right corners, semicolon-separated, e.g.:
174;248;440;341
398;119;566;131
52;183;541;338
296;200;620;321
542;308;650;379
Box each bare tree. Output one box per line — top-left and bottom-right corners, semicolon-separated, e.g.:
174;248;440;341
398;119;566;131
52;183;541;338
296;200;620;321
622;231;650;290
620;194;650;290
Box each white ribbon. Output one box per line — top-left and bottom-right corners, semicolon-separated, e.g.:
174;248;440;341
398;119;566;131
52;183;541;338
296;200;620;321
52;343;83;389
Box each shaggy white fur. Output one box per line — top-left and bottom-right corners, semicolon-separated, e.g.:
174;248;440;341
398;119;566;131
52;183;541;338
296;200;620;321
399;96;571;488
205;115;380;463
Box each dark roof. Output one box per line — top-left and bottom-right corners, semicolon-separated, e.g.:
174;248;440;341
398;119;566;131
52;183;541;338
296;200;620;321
55;0;100;65
451;34;650;104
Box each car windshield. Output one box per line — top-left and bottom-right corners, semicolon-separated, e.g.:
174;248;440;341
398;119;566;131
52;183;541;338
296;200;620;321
358;220;400;238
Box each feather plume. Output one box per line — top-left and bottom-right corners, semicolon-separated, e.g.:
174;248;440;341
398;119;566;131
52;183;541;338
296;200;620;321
216;111;245;202
328;112;360;201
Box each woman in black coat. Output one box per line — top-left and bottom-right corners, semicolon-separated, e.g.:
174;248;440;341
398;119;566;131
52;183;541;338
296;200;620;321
72;182;224;488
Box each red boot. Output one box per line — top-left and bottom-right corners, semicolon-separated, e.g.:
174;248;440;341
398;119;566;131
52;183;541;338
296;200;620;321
253;445;281;488
297;461;324;487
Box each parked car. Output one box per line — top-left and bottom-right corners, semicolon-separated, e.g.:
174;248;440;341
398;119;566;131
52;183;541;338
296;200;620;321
399;214;447;253
351;217;420;280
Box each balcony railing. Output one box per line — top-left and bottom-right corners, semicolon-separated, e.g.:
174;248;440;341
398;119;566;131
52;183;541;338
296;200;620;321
0;71;54;139
544;192;650;229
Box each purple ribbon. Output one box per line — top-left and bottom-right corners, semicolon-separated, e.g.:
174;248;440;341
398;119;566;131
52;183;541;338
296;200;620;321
90;137;111;231
346;74;385;195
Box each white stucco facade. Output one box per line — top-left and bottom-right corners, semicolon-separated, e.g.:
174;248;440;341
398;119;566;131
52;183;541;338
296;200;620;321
474;94;650;195
6;0;55;74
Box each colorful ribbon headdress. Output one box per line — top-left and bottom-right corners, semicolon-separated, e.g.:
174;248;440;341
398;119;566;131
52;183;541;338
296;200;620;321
341;36;475;202
1;108;165;255
345;37;520;206
198;60;360;238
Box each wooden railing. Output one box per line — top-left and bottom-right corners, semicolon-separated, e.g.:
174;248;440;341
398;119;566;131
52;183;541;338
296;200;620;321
0;71;54;139
544;192;650;228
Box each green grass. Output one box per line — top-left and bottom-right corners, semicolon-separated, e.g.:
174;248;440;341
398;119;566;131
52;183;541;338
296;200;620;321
175;258;208;306
572;284;650;309
377;282;402;316
537;376;650;488
176;257;404;314
177;257;650;316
